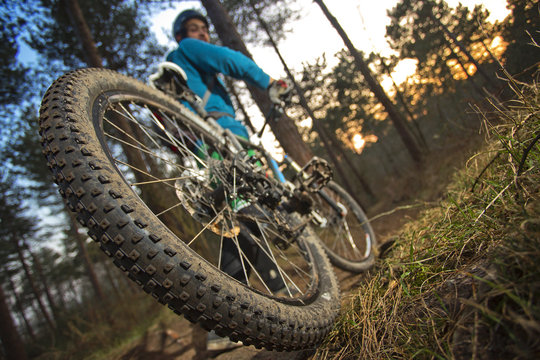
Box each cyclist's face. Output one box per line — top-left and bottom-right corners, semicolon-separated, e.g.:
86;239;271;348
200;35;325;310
184;18;209;43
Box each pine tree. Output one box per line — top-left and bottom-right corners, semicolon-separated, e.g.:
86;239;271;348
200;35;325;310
501;0;540;78
314;0;424;164
0;1;29;108
386;0;497;89
0;284;29;360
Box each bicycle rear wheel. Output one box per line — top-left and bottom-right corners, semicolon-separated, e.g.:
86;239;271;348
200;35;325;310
39;68;339;351
312;181;377;272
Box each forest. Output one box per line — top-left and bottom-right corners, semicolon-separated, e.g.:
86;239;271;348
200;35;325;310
1;0;539;359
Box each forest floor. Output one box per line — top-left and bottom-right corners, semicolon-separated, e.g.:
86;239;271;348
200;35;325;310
107;134;479;360
106;207;427;360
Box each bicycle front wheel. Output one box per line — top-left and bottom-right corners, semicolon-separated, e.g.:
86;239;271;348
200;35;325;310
312;181;377;272
39;68;339;351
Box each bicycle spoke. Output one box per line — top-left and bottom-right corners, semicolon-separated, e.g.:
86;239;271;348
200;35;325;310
131;175;191;186
102;98;321;300
255;226;311;291
155;201;184;217
108;106;173;151
186;206;229;247
343;219;362;256
230;233;252;288
255;222;302;296
110;104;210;171
113;158;178;192
113;102;180;153
104;117;187;174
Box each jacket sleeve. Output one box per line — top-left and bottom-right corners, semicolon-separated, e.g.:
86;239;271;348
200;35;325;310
178;38;271;89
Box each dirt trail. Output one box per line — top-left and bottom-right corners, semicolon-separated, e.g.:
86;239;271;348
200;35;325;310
112;207;410;360
113;269;370;360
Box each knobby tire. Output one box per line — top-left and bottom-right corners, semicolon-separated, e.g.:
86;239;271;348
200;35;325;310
38;68;340;351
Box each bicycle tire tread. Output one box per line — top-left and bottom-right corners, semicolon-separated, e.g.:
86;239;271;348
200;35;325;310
38;68;340;351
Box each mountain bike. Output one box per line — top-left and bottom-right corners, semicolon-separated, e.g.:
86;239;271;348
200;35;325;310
38;64;376;351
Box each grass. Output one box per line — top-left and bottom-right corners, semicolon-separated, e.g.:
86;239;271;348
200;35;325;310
33;291;165;360
315;75;540;359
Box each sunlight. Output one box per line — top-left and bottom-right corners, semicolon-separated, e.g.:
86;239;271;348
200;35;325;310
392;59;418;84
352;133;379;154
352;133;365;152
381;58;418;92
489;36;507;58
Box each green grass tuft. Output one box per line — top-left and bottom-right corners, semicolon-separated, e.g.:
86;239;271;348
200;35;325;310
316;77;540;359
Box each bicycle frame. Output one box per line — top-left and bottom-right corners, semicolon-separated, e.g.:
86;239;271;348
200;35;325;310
149;66;343;220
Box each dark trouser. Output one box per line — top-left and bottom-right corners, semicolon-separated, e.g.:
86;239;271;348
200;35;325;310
220;230;285;292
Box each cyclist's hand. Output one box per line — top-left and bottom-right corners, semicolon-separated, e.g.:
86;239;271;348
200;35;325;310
268;79;293;106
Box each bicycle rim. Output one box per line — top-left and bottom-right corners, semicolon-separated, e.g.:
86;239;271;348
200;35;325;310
312;181;377;272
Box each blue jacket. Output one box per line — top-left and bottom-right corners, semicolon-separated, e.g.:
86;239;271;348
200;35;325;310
166;38;271;138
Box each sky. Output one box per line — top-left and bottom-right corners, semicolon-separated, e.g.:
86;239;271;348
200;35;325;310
13;0;511;155
149;0;510;152
150;0;511;83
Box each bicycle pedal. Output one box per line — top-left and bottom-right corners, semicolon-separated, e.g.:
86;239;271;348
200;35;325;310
298;157;333;192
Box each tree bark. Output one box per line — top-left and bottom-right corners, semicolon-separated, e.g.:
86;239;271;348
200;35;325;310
0;285;29;360
27;245;61;321
6;274;37;342
200;0;313;165
62;0;103;67
314;0;423;164
102;261;122;299
66;210;106;302
54;282;68;312
14;241;56;332
224;78;257;134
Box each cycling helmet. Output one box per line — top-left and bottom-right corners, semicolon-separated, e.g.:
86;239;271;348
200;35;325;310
172;9;209;41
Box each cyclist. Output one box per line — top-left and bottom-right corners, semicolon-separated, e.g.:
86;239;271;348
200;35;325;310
167;9;290;351
168;9;289;138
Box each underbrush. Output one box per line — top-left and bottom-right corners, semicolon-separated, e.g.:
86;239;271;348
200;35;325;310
317;76;540;359
33;291;165;360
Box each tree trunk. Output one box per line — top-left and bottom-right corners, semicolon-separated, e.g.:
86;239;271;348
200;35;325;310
14;241;56;332
314;0;423;164
102;261;122;299
62;0;103;67
6;274;37;342
379;56;428;150
27;245;61;321
200;0;313;165
54;282;68;312
224;78;257;134
0;285;29;360
429;11;496;88
66;210;106;302
67;279;83;306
